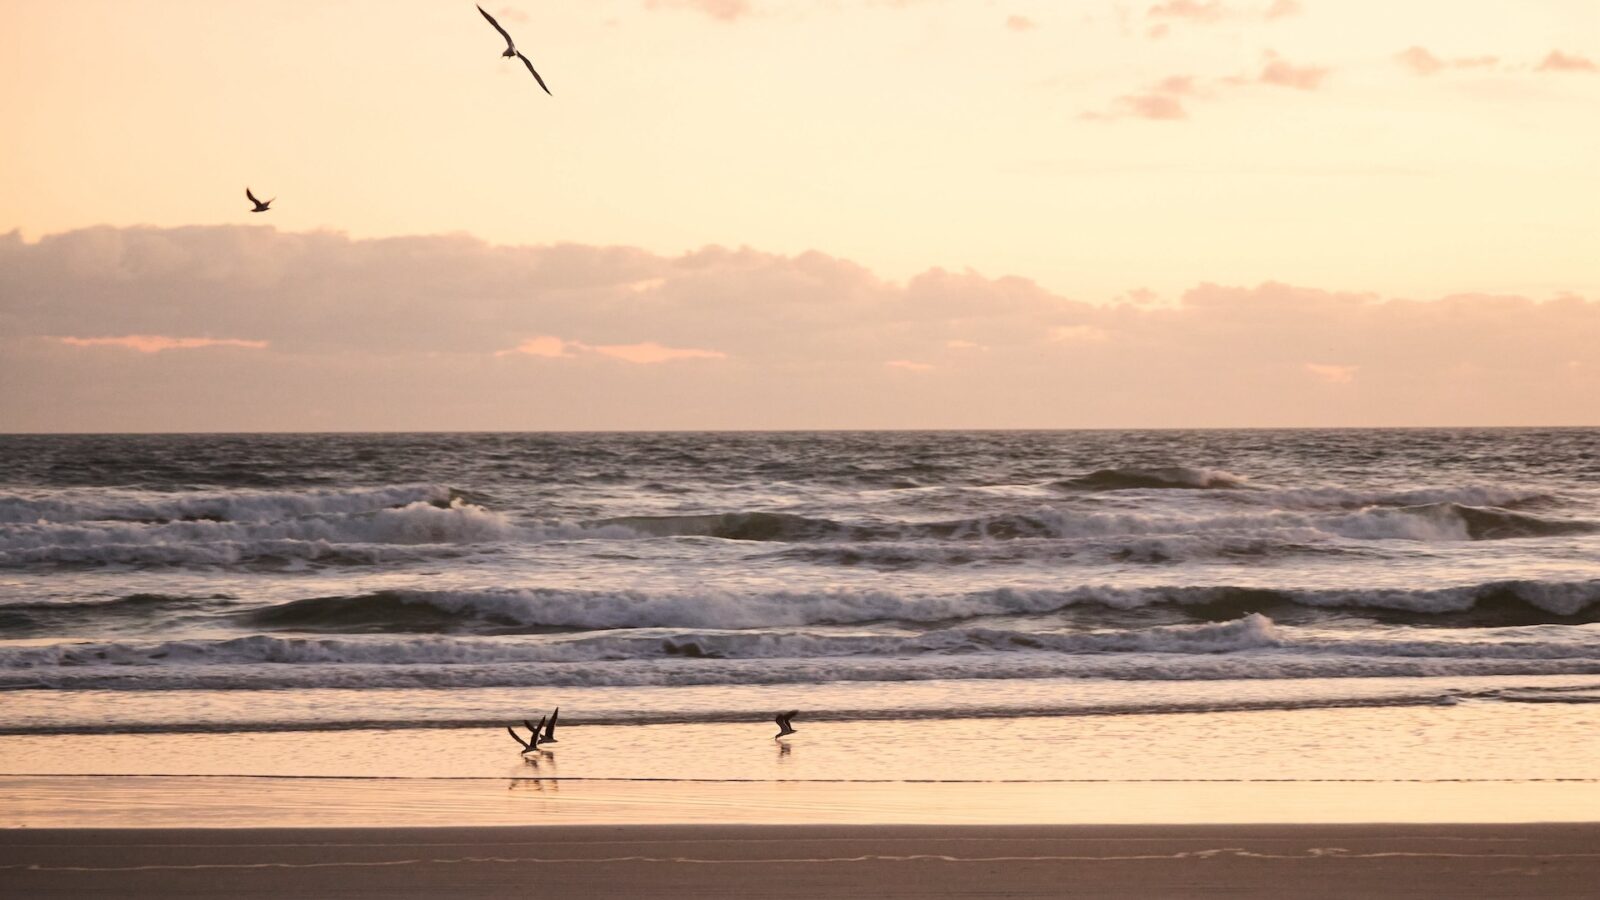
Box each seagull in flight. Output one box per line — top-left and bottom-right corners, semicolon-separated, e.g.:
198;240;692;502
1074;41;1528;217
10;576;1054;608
245;188;273;213
774;710;798;740
506;714;547;754
476;5;552;96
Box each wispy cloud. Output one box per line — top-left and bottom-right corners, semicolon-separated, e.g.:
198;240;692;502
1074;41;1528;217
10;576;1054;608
1005;15;1036;32
592;342;728;364
1304;362;1358;384
1086;51;1328;122
499;335;727;364
495;336;575;358
57;335;268;353
1394;46;1499;76
643;0;752;22
1145;0;1300;38
1084;75;1199;121
1396;47;1598;77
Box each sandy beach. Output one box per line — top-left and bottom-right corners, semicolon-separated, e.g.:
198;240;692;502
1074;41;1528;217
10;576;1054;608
5;823;1599;899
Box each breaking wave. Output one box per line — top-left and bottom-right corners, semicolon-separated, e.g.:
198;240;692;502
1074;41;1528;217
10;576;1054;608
0;483;454;524
5;611;1600;692
208;579;1600;635
0;498;636;566
1057;466;1252;491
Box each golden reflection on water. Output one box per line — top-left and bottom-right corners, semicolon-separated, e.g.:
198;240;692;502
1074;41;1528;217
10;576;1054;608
3;705;1598;782
2;705;1599;828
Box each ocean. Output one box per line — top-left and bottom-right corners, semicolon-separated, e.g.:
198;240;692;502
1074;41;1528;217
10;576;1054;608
2;428;1598;746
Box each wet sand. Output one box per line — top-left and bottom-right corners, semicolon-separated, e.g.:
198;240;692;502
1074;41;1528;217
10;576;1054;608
4;824;1599;899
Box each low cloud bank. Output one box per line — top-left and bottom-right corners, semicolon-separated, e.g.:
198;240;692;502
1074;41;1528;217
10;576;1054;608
1;226;1594;430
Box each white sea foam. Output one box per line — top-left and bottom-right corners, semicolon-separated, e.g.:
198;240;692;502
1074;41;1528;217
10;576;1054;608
0;499;639;565
0;483;453;524
5;619;1600;692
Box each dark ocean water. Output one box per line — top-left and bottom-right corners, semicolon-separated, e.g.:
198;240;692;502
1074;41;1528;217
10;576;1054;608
1;429;1598;734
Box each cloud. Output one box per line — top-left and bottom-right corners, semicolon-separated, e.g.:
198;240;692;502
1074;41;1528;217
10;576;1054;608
496;336;575;358
1147;1;1228;24
57;335;269;353
1537;50;1599;73
489;6;530;24
591;342;728;364
1005;15;1036;32
1087;54;1327;121
1088;76;1198;121
1304;362;1358;384
3;227;1596;429
498;335;726;364
1263;0;1300;20
1398;47;1595;77
1256;51;1329;89
643;0;752;21
1394;46;1500;76
1144;0;1300;37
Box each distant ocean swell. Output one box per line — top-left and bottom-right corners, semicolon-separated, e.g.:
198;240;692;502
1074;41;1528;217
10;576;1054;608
1;491;1590;568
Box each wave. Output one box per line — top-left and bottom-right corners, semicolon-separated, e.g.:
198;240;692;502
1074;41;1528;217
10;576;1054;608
591;511;852;542
208;578;1600;635
1056;466;1252;491
0;499;637;566
6;616;1600;691
599;504;1592;545
4;482;1589;567
15;579;1595;638
0;593;230;633
0;483;454;524
1233;484;1559;512
0;616;1283;668
1328;503;1595;541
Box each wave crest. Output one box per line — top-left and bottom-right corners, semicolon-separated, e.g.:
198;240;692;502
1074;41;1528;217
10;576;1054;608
1057;466;1252;491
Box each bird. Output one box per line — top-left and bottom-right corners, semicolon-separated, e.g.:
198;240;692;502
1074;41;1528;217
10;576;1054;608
506;714;547;754
774;710;798;739
245;188;273;213
539;707;559;744
476;4;552;95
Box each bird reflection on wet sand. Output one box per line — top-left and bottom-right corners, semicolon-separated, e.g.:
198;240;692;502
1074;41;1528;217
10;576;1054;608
507;778;560;793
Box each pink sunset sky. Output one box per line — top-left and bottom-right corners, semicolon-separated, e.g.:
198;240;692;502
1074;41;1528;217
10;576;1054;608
1;0;1595;430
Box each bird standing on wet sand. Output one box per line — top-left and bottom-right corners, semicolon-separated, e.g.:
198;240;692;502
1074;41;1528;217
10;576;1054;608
245;188;273;213
476;4;552;95
774;710;798;739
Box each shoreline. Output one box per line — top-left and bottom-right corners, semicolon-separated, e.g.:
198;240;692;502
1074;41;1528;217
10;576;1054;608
6;823;1600;898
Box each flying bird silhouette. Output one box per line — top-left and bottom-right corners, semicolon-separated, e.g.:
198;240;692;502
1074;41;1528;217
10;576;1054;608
506;714;547;754
774;710;798;739
245;188;273;213
476;5;551;95
537;707;559;744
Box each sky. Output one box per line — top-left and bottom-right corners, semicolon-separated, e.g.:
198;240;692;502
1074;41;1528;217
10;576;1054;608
1;0;1597;430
